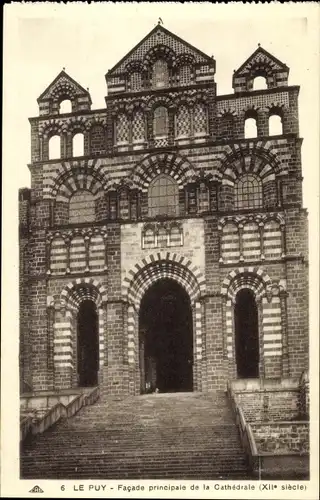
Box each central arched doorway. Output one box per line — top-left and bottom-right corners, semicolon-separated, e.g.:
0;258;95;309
77;299;99;387
234;289;259;378
139;278;193;393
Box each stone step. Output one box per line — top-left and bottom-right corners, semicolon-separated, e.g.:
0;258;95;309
21;391;248;479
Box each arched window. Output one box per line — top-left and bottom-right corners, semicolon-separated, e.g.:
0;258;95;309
235;289;259;378
115;113;130;145
252;76;268;90
152;59;169;88
69;190;95;223
235;174;263;210
72;132;84;157
129;72;142;91
179;65;191;86
153;106;168;138
193;103;208;136
132;110;146;143
48;135;61;159
269;114;283;136
244;117;258;139
59;99;72;114
77;300;99;387
175;105;191;138
148;175;179;217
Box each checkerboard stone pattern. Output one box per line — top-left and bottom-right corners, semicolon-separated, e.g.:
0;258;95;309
116;113;130;144
132;111;146;142
176;105;191;137
193;103;207;135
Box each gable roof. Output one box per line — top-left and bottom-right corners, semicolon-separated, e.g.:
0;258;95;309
107;24;214;76
37;70;91;102
234;46;289;76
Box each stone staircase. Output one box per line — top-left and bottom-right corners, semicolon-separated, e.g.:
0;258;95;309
21;391;250;479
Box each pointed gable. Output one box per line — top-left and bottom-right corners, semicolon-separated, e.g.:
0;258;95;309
106;25;215;95
37;70;92;116
233;46;289;93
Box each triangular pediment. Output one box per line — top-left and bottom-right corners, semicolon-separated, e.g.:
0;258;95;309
234;46;289;76
38;70;91;103
107;25;214;76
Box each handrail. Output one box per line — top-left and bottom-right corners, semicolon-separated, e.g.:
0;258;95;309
84;386;100;406
227;385;259;475
21;387;100;442
65;394;85;419
20;416;33;441
31;402;65;436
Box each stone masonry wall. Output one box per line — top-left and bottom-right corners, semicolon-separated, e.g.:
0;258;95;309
20;33;308;397
235;390;300;422
252;422;309;453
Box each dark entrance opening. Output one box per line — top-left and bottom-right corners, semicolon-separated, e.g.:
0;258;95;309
77;300;99;387
234;289;259;378
139;279;193;393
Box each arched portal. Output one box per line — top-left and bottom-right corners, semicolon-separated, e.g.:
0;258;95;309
234;289;259;378
77;299;99;387
139;278;193;394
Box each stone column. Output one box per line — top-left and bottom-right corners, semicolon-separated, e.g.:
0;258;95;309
103;234;108;270
53;303;74;390
146;109;154;148
259;222;265;260
39;136;44;161
280;223;286;257
192;301;203;392
257;295;265;379
124;303;140;396
46;238;53;275
168;107;175;146
100;300;129;398
65;131;73;158
65;237;71;274
46;300;55;390
97;305;105;385
202;294;226;391
280;290;290;377
84;234;90;272
239;224;244;261
257;110;269;137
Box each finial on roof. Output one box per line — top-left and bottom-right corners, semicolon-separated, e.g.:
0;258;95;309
158;17;163;25
258;43;261;47
87;88;89;92
63;67;66;71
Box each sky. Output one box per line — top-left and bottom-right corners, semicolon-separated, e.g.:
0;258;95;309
1;4;320;492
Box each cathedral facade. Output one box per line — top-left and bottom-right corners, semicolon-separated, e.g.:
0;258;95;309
19;25;309;399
